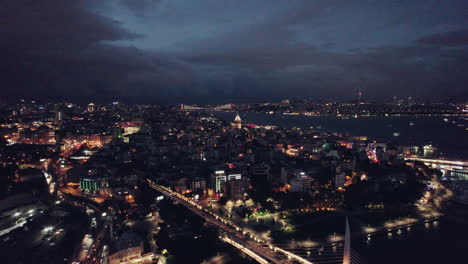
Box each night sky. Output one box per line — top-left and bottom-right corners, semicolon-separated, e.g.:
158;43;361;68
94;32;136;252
1;0;467;102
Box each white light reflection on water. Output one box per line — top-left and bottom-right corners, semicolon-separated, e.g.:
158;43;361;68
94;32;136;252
425;222;431;229
387;230;393;239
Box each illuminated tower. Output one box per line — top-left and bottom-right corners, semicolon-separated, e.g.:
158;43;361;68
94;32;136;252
87;102;95;112
357;88;363;103
55;110;62;123
231;112;242;129
54;104;62;123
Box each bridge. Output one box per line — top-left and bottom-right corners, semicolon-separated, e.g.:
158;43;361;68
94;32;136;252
177;104;234;111
148;179;310;264
148;179;366;264
403;157;468;180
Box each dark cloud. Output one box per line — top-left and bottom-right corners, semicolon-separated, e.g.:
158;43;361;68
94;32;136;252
120;0;162;16
0;0;194;100
183;42;468;98
0;0;139;52
0;0;467;102
417;29;468;46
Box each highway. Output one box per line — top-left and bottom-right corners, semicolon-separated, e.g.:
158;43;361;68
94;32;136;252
44;143;110;264
63;193;110;264
147;179;313;264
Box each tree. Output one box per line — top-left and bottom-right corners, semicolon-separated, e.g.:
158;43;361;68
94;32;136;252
218;197;227;206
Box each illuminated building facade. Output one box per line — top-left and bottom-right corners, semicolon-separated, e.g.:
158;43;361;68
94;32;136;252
213;170;227;193
80;178;100;192
79;171;109;194
290;172;312;192
87;102;95;112
231;112;242;129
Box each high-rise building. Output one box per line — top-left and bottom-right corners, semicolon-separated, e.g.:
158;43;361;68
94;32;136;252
222;177;248;200
228;174;242;181
335;172;346;189
55;110;62;123
252;164;271;181
191;178;207;191
290;172;312;192
211;170;227;193
53;104;62;123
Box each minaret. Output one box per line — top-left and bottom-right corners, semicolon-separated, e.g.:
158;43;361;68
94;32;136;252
231;112;242;129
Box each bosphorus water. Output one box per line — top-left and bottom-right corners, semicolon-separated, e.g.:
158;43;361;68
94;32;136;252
214;111;468;263
215;112;468;160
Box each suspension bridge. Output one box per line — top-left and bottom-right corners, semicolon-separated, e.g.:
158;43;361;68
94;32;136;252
175;103;234;111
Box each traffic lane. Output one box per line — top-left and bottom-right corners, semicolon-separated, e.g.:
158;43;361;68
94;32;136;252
163;190;290;263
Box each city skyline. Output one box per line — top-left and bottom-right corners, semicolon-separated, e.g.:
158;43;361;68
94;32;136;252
0;2;467;264
0;97;467;264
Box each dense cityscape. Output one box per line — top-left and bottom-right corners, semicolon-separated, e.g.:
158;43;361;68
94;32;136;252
0;99;467;264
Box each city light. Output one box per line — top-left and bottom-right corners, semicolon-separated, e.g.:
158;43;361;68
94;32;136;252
43;226;54;233
1;81;465;264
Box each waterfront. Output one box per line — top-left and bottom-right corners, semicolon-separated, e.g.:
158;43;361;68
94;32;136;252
213;111;468;263
3;1;467;263
354;213;468;264
215;112;468;160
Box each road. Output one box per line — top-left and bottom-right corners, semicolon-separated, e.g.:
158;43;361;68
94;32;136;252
45;143;111;264
62;193;110;264
147;179;313;264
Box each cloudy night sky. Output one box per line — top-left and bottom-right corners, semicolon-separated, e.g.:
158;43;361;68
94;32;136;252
1;0;467;103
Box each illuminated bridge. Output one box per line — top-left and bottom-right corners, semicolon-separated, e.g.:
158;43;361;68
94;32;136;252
148;179;366;264
403;157;468;180
177;103;234;111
